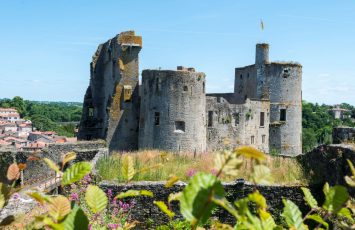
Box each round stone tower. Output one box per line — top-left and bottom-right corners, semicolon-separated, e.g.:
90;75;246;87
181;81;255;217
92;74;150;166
255;43;270;66
139;67;206;153
266;63;302;156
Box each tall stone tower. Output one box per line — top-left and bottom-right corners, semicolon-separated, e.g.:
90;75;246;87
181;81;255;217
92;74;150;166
139;67;206;152
234;44;302;156
78;31;142;151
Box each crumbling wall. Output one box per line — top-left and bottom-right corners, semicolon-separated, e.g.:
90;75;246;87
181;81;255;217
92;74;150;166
206;96;269;152
78;31;142;152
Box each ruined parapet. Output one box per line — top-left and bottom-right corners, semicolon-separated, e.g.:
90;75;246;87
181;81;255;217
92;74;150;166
332;126;355;144
266;62;302;156
139;68;206;152
78;31;142;151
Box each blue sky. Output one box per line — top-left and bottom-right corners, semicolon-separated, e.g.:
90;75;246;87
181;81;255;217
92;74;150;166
0;0;354;104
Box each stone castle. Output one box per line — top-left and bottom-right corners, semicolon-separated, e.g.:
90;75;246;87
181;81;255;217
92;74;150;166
78;31;302;156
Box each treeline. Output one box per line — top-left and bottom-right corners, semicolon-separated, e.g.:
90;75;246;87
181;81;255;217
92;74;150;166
302;101;355;153
0;96;82;137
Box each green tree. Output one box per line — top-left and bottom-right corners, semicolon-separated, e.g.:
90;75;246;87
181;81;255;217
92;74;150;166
302;128;317;153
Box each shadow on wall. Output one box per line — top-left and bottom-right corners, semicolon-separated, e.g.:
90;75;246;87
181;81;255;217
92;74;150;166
108;86;139;152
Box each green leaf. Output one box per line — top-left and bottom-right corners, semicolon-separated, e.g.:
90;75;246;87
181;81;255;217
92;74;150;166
115;190;153;199
301;187;318;209
251;165;272;185
211;196;239;218
323;183;329;195
248;190;267;209
165;175;179;188
60;205;89;230
347;159;355;176
154;201;175;218
122;155;135;182
344;176;355;187
168;192;182;203
337;207;353;222
61;162;92;186
62;152;77;167
48;195;71;221
44;158;61;174
85;185;108;214
235;146;266;162
0;183;10;209
180;172;224;226
322;185;349;213
306;214;328;229
27;192;51;205
282;199;306;230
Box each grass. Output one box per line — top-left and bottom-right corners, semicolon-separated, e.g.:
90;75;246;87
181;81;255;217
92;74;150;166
96;150;307;185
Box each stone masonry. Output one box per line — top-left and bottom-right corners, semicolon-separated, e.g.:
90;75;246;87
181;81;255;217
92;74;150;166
78;31;302;156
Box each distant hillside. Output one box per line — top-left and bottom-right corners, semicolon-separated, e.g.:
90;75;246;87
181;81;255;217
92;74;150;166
302;100;355;153
0;97;83;137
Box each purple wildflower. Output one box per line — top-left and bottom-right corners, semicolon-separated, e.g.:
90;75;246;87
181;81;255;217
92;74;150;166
69;192;79;201
107;189;113;201
108;223;121;229
186;169;197;177
118;200;131;211
12;193;20;200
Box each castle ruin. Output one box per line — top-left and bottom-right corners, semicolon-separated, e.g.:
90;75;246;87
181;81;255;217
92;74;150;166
78;31;302;156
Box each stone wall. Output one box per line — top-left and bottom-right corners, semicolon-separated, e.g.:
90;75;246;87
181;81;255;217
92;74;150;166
297;144;355;194
332;126;355;144
0;141;106;185
206;96;270;152
99;180;319;227
78;31;142;152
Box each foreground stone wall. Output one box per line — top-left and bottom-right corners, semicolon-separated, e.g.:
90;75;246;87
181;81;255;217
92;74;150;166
297;144;355;194
0;141;106;185
99;180;320;227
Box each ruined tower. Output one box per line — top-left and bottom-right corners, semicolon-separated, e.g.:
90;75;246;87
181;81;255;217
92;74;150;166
139;67;207;152
78;31;142;151
234;44;302;156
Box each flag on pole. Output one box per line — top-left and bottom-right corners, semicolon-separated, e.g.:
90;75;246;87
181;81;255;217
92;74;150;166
260;19;264;31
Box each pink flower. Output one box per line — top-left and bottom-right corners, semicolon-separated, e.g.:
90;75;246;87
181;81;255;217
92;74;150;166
108;223;121;229
69;192;79;201
186;169;197;177
210;168;218;176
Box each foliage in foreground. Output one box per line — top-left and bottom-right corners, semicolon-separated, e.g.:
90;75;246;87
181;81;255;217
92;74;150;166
0;147;354;229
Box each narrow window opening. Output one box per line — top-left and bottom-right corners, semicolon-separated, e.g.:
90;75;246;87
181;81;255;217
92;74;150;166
88;107;94;118
174;121;185;133
203;82;205;93
280;109;286;121
156;78;161;92
183;85;188;91
154;112;160;126
251;136;255;144
260;112;265;127
262;135;266;144
240;74;243;80
234;113;240;125
123;85;132;102
208;111;213;127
